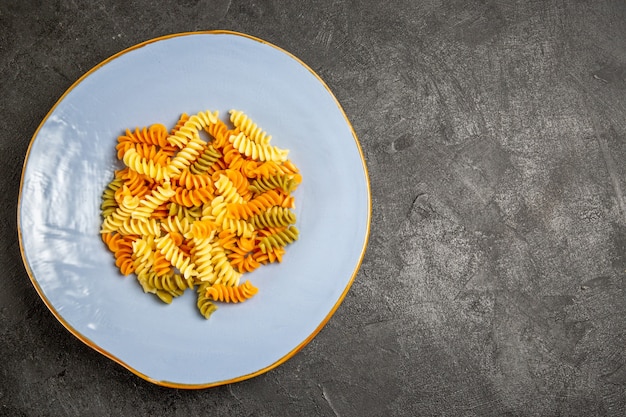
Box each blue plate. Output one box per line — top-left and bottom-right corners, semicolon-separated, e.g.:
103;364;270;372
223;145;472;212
18;31;370;388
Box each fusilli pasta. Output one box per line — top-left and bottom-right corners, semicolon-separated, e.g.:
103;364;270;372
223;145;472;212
100;109;300;319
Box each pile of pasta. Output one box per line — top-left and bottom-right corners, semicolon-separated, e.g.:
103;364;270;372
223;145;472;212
100;109;300;319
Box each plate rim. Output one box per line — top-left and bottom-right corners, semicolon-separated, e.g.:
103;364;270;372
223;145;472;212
17;30;371;389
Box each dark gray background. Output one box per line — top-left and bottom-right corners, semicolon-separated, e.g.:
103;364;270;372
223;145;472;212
2;1;625;416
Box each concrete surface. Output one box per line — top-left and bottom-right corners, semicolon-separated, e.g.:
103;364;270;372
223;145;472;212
2;0;626;416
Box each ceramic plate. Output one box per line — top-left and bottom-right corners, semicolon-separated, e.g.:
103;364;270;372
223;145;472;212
18;31;370;388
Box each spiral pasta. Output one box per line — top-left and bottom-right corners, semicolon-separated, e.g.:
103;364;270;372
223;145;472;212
249;174;300;195
214;173;245;204
132;237;156;280
155;233;198;279
117;168;153;201
192;235;217;282
258;226;300;253
100;109;300;319
205;280;258;303
168;133;207;177
229;132;289;162
196;282;218;319
144;272;195;293
167;203;202;223
229;110;272;145
228;238;261;273
118;124;170;148
226;189;285;220
249;206;297;229
101;194;140;234
189;145;222;175
114;236;137;276
175;169;214;190
167;110;218;148
210;243;242;287
123;148;170;182
132;183;176;221
171;185;216;208
101;177;123;218
118;217;162;237
161;215;192;236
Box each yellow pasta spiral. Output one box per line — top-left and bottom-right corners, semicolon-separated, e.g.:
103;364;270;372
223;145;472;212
168;134;207;177
220;217;255;238
229;110;272;145
229;132;289;162
161;215;192;236
100;194;140;233
131;237;156;281
166;110;218;148
192;236;217;282
122;148;170;182
118;218;162;237
210;244;241;287
155;233;198;279
214;173;245;204
132;183;176;221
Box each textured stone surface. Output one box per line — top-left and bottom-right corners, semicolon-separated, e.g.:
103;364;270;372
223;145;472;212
2;1;626;416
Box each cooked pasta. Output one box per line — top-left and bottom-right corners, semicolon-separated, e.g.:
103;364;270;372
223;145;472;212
214;173;245;204
100;194;140;234
123;148;170;182
174;169;214;190
226;189;285;220
189;145;222;175
192;235;217;283
229;109;272;145
249;206;297;229
196;282;218;319
168;133;207;177
114;236;137;276
258;226;300;253
229;132;289;162
132;183;176;221
100;109;300;319
205;280;258;303
155;233;198;279
100;177;124;218
144;271;195;292
171;184;215;208
249;174;300;195
210;243;242;287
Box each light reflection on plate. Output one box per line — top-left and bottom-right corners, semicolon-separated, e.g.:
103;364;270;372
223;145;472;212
18;31;370;388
